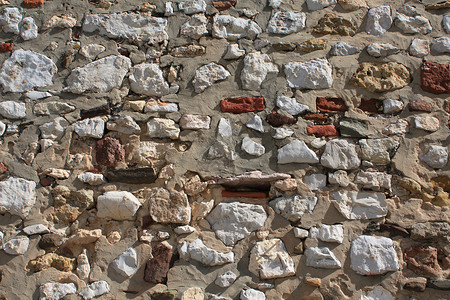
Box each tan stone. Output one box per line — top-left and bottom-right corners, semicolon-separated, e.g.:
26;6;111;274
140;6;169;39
191;199;214;221
41;168;71;179
123;100;146;112
274;178;297;191
397;177;422;194
434;191;449;207
305;278;321;287
297;39;328;53
145;187;191;225
181;287;204;300
184;175;207;196
338;0;367;11
51;186;94;223
64;229;102;245
350;62;411;92
313;13;358;36
28;253;75;272
171;45;206;57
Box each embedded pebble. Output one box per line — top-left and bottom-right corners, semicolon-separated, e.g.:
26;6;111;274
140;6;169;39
3;236;29;255
20;17;38;40
267;11;306;34
420;144;448;169
111;247;139;278
305;247;341;268
241;52;278;91
366;43;399;57
0;101;26;119
285;59;333;90
246;115;264;133
330;42;359;56
366;6;392;36
193;63;231;93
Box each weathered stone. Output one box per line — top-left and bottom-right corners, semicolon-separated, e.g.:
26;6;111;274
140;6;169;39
80;104;111;120
207;141;236;160
246;115;264;133
313;13;358;36
444;15;450;33
306;0;337;11
34;102;75;115
0;101;26;119
97;191;141;220
330;42;358;56
366;6;392;36
212;0;236;11
409;39;430;57
241;137;265;157
431;37;450;54
241;52;278;91
383;99;404;114
278;140;319;164
23;224;49;235
193;63;230;93
39;117;69;140
411;222;450;243
316;97;347;112
224;43;245;59
181;287;204;300
240;289;265;300
305;247;342;269
79;281;110;300
0;7;21;34
366;43;399;57
111;248;138;278
320;139;360;170
129;63;171;96
273;128;294;139
145;100;177;113
350;235;399;275
41;15;76;30
266;111;296;127
420;144;448;169
39;233;64;252
179;238;234;266
144;242;172;283
382;119;410;135
340;119;370;138
220;97;265;113
395;6;432;34
311;224;344;243
403;277;427;292
181;14;208;39
174;225;195;234
106;115;140;135
147;187;191;225
179;0;206;14
74;118;105;139
79;44;106;60
272;42;296;52
294;227;309;238
218;171;290;190
297;39;327;53
0;177;36;218
104;168;157;184
39;282;76;300
52;187;94;223
249;239;295;279
284;59;333;90
269;195;317;222
76;249;90;280
171;44;206;57
147;118;180;139
350;62;410;93
212;15;262;40
360;286;394;300
404;246;442;278
355;171;391;190
41;168;70;180
421;61;450;94
427;279;450;290
267;11;306;34
331;191;387;219
307;125;339;137
20;17;38;40
303;173;327;191
414;116;440;132
152;290;178;300
3;236;29;255
28;253;75;272
338;0;367;11
96;137;125;167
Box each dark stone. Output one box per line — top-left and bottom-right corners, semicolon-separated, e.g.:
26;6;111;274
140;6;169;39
272;42;297;51
80;104;111;120
39;234;64;252
339;119;369;138
404;246;442;278
358;99;381;113
40;177;52;187
96;137;125;167
421;61;450;94
104;167;157;184
316;97;348;112
403;277;427;292
266;111;296;127
427;279;450;290
151;290;178;300
306;125;339;137
220;97;265;113
144;243;173;283
379;223;409;237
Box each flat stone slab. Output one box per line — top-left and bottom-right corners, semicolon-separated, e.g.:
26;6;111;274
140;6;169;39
331;191;387;219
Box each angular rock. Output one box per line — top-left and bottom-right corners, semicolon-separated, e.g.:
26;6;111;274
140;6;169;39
215;271;237;288
224;44;245;59
367;43;399;57
331;191;387;219
267;11;306;34
39;117;69;140
307;125;339;137
241;137;265;157
79;44;106;60
180;13;208;39
147;187;191;225
313;13;357;36
171;44;206;57
355;171;391;190
249;239;295;279
212;15;262;40
421;61;449;94
0;121;5;136
106;115;140;134
285;59;332;90
111;248;138;278
179;238;234;266
97;191;142;220
366;6;392;36
52;187;94;223
181;287;204;300
34;102;75;116
39;282;76;300
320;139;360;170
303;173;327;191
144;242;172;283
207;141;236;160
330;42;358;56
313;224;344;243
338;0;367;11
217;171;290;190
74;118;105;139
359;138;399;164
395;6;432;34
297;39;327;53
193;63;230;93
218;118;232;137
240;289;265;300
410;222;450;243
305;247;342;268
180;114;211;130
444;15;450;33
383;99;404;114
273;128;294;139
431;37;450;54
174;225;195;234
360;286;394;300
269;195;318;222
220;97;265;113
147;118;180;139
212;0;236;11
350;235;399;275
20;17;38;40
328;170;350;187
66;56;131;94
179;0;206;14
246;115;264;133
79;281;110;300
0;177;36;218
306;0;337;11
276;96;308;115
278;140;319;164
409;39;430;57
420;144;448;169
404;246;443;278
23;224;50;235
266;111;296;127
76;249;90;280
241;52;278;91
0;101;26;119
350;62;410;93
0;7;21;34
3;236;29;255
77;172;106;186
207;202;267;246
403;277;427;292
414;115;440;132
339;119;369;138
129;63;171;96
96;137;125;167
28;253;75;272
294;227;309;238
41;15;76;30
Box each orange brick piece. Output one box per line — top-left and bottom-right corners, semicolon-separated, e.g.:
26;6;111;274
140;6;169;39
0;42;13;52
220;97;265;113
212;0;236;11
24;0;44;8
307;125;339;136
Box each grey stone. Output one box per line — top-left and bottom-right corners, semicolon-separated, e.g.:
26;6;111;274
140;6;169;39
180;13;208;39
0;7;22;34
366;6;392;36
269;195;318;222
178;0;206;15
111;248;138;277
420;144;448;169
241;137;265;157
193;63;230;93
278;140;319;164
284;59;333;90
213;15;262;40
431;37;450;54
409;39;430;57
129;63;171;96
241;52;278;91
179;238;234;266
20;17;38;40
303;173;327;191
359;138;399;164
246;115;264;133
306;0;337;11
321;139;361;170
0;101;26;119
395;6;432;34
339;119;369;138
366;43;400;57
331;191;387;219
330;42;359;56
305;247;341;268
79;281;110;300
276;96;309;115
267;11;306;34
0;177;36;218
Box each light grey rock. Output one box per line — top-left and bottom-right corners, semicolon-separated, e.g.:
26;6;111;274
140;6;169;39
79;281;110;300
34;102;75;116
276;96;309;115
0;50;57;93
321;139;360;170
293;227;309;238
240;289;265;300
431;37;450;54
269;195;317;222
25;91;52;101
213;15;262;40
79;44;106;60
23;224;50;235
0;121;6;136
273;128;293;139
145;100;178;113
0;101;26;119
306;0;337;11
241;52;278;91
3;236;29;255
179;238;234;266
284;59;333;90
355;171;392;190
267;11;306;34
314;224;344;243
77;172;106;185
165;2;174;16
180;114;211;130
383;99;404;114
0;177;36;218
41;15;77;30
303;173;327;191
76;249;90;280
39;117;69;140
331;191;387;219
350;235;399;275
97;191;142;220
359;138;399;164
83;13;168;44
414;115;439;132
0;7;22;34
366;6;392;36
246;115;264;133
215;271;237;288
383;119;410;135
241;137;265;156
111;248;138;277
269;0;282;8
249;239;295;279
311;138;326;149
207;202;267;246
147;118;180;139
129;63;170;96
40;282;77;300
444;15;450;34
178;0;206;14
193;63;231;93
20;17;38;40
224;44;245;59
180;13;208;39
409;39;430;57
360;286;394;300
366;43;399;57
66;56;131;94
218;118;232;137
420;144;448;169
330;42;359;56
74;118;105;139
395;6;432;34
174;225;195;234
305;247;341;268
207;141;236;160
278;140;319;164
106;115;141;135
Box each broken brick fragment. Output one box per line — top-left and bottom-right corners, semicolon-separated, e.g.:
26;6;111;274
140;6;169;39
220;97;265;113
304;113;328;123
0;162;7;174
212;0;236;11
358;99;381;113
95;137;125;167
0;42;13;52
316;97;348;112
266;110;296;127
404;246;442;278
24;0;43;8
421;61;450;94
144;243;172;283
409;99;433;113
306;125;339;137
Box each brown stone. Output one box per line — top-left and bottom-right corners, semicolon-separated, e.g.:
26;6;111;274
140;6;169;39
313;13;358;36
307;125;339;137
39;233;64;252
51;186;94;223
28;253;75;272
212;0;236;11
421;61;450;94
217;171;291;191
304;113;328;123
95;137;125;167
404;246;442;278
151;290;178;300
425;1;450;11
358;99;381;113
444;101;450;114
0;42;12;52
220;97;265;113
272;42;297;52
316;97;348;112
431;176;450;192
266;110;296;127
80;104;111;119
338;0;367;11
24;0;43;8
379;223;409;237
171;45;206;57
409;99;433;112
144;243;172;283
403;277;427;292
297;39;327;53
305;278;321;287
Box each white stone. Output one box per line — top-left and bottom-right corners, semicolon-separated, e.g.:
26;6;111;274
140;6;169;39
76;249;90;280
305;247;341;268
174;225;195;235
83;13;168;44
273;128;294;139
431;37;450;54
306;0;337;11
207;202;267;246
359;138;399;164
77;172;106;185
66;55;131;94
395;8;432;34
382;119;409;135
360;286;394;300
39;282;77;300
111;248;138;278
383;99;404;114
179;0;206;14
20;17;38;40
414;115;440;132
224;44;245;60
269;195;317;222
147;118;180;139
278;140;319;164
179;238;234;266
240;289;265;300
79;44;106;60
129;63;170;96
181;287;204;300
0;7;21;34
140;229;170;243
213;15;262;40
355;171;392;190
321;139;361;170
0;50;57;93
267;11;306;34
350;235;399;275
42;15;77;30
106;115;140;135
269;0;282;8
97;191;141;220
330;42;358;56
215;271;237;288
409;39;430;57
276;96;309;115
193;63;231;93
328;170;350;187
145;100;178;113
249;238;295;279
181;13;208;39
310;138;326;149
218;118;232;137
74;118;105;139
316;224;344;243
241;52;278;91
293;227;309;238
23;224;50;235
0;177;36;218
180;114;211;130
444;15;450;34
242;137;265;157
79;281;110;300
3;236;29;255
25;91;52;101
0;121;5;136
39;117;69;140
284;59;333;90
330;191;387;220
366;6;392;36
420;144;448;169
366;43;399;57
246;115;264;133
0;101;26;119
207;141;236;160
303;173;326;191
165;2;174;16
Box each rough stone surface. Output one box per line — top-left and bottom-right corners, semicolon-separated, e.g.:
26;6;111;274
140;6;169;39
267;11;306;34
241;52;278;91
0;177;36;218
241;137;265;157
305;247;342;269
20;17;38;40
181;14;208;39
147;188;191;225
395;6;432;34
3;236;29;255
0;101;26;119
414;115;440;132
74;118;105;139
147;118;180;139
359;138;399;164
420;144;448;169
129;63;171;96
220;97;265;113
306;0;337;11
278;140;319;164
366;6;392;36
193;63;231;93
330;42;358;56
240;289;265;300
179;238;234;266
410;39;430;57
421;61;450;94
246;115;264;133
97;191;142;220
96;137;125;167
350;62;410;92
284;59;333;90
215;271;237;288
213;15;262;40
431;37;450;54
39;282;77;300
314;13;357;36
144;242;172;283
269;195;318;222
276;96;309;115
367;43;399;57
249;239;295;279
0;7;21;34
79;281;110;300
111;247;138;278
320;139;360;170
331;191;387;219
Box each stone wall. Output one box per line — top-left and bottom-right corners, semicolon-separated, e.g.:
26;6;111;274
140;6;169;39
0;0;449;299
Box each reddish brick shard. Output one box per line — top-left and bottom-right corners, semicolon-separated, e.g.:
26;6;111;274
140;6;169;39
24;0;43;8
304;113;328;123
144;243;172;283
222;190;268;198
95;137;125;167
220;97;265;113
266;110;296;127
0;162;7;174
0;42;12;52
404;246;442;278
212;0;236;11
358;99;381;113
409;99;433;113
316;97;348;112
307;125;339;137
421;61;450;94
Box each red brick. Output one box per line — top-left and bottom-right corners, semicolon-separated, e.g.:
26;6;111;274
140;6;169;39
266;110;296;127
95;137;125;167
24;0;43;8
304;113;328;123
316;97;348;112
0;42;12;52
358;99;380;113
0;162;7;174
306;125;339;136
222;190;268;198
220;97;265;113
409;99;433;113
421;61;450;94
212;0;236;11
